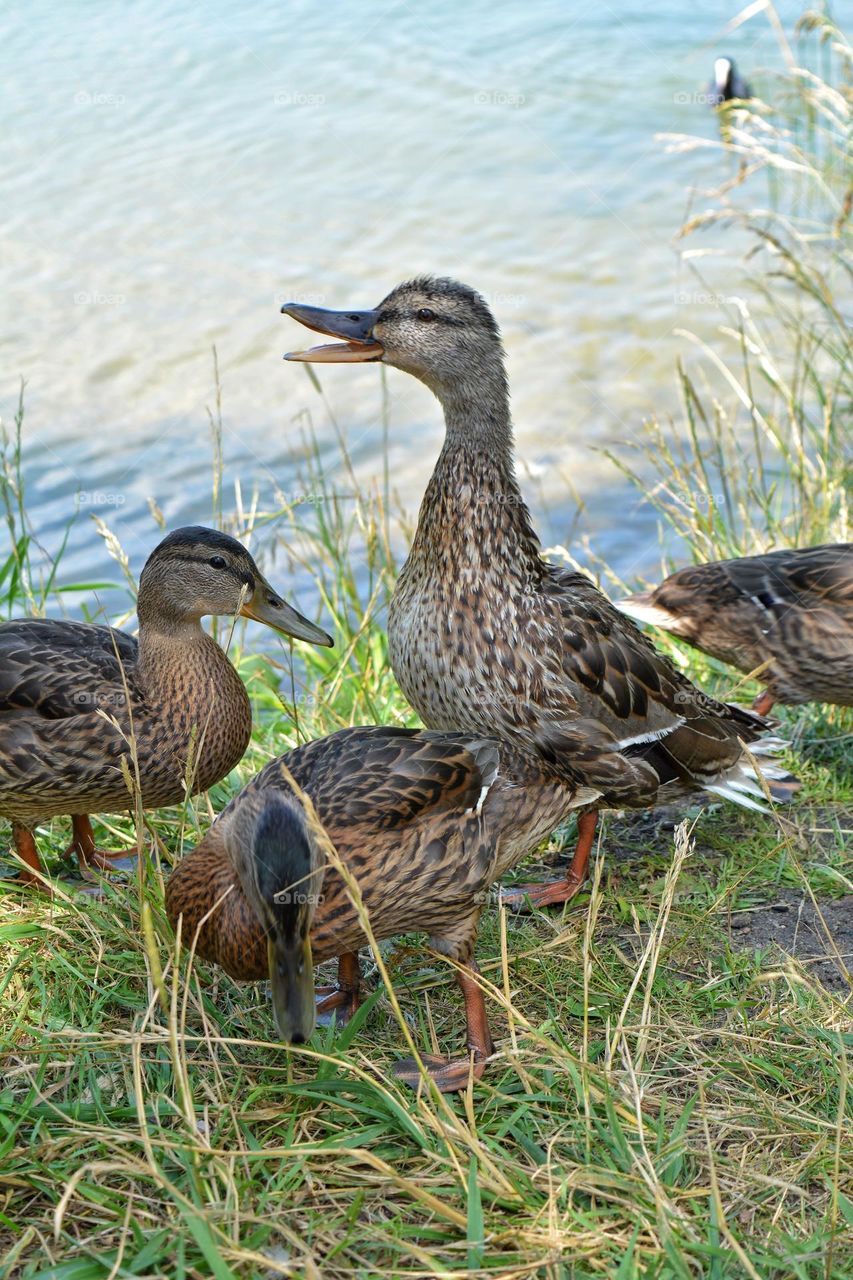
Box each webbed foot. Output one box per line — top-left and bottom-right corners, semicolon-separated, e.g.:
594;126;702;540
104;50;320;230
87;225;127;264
315;952;361;1026
64;816;137;877
392;1052;487;1092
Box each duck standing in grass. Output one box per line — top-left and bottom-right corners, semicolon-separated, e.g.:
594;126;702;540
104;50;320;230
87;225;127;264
281;278;793;909
617;544;853;714
165;725;572;1090
0;526;332;885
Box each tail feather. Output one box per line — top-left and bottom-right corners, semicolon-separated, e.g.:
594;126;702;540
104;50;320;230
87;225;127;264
706;783;771;814
616;593;678;630
707;738;800;812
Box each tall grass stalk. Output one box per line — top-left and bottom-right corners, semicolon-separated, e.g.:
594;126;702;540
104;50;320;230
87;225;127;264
608;6;851;567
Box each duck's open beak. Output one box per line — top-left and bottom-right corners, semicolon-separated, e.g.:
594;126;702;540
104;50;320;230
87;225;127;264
268;933;316;1045
281;302;384;363
240;575;333;647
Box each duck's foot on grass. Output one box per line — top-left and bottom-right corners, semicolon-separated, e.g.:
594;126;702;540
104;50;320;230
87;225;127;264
315;952;361;1026
392;1052;488;1092
1;822;52;891
393;959;494;1092
501;809;598;912
500;874;585;911
1;820;121;897
62;816;138;877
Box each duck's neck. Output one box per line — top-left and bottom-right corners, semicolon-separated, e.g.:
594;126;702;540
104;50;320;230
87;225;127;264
135;607;216;679
134;616;251;786
407;368;543;584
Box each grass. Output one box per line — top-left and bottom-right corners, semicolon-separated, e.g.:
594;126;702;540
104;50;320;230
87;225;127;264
2;6;852;1278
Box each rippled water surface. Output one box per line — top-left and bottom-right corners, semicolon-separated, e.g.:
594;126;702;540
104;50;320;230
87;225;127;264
1;0;803;610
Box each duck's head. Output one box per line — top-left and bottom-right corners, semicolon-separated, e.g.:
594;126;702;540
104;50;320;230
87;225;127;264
282;277;505;401
227;792;324;1044
714;57;733;94
137;526;333;646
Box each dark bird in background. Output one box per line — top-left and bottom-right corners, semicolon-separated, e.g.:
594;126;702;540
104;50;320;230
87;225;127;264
708;56;752;105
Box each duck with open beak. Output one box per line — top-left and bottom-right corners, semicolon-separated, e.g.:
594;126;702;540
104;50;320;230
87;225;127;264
280;302;384;363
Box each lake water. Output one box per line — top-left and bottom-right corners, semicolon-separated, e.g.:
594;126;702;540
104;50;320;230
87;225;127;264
1;0;805;620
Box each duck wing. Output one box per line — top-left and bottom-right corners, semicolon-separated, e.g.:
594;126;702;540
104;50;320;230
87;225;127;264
517;566;769;804
0;618;138;720
241;725;500;833
727;543;853;635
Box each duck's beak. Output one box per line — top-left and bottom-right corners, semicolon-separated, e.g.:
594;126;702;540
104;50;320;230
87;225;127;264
240;574;333;647
268;932;316;1045
281;302;384;363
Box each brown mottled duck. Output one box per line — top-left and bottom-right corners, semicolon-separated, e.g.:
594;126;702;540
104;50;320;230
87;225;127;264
165;724;583;1090
617;544;853;714
281;277;794;910
0;526;332;886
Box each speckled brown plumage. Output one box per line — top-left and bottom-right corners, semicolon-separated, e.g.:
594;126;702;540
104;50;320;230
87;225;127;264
281;279;792;909
166;724;568;1088
0;526;332;881
166;724;570;979
617;544;853;710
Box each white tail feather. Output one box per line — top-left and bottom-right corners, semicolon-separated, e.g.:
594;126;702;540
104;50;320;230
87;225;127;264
615;598;678;629
706;783;770;814
748;737;788;754
726;778;767;799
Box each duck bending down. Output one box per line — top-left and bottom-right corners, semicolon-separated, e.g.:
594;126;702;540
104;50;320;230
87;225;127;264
617;544;853;714
165;725;583;1091
281;278;795;910
0;526;332;885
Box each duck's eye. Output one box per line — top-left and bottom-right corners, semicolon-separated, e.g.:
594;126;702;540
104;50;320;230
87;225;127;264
417;307;437;322
208;555;227;570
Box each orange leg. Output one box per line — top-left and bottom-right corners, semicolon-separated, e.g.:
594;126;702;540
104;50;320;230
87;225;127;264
315;952;362;1026
62;815;137;875
752;690;776;717
393;960;494;1093
6;822;49;889
500;810;598;911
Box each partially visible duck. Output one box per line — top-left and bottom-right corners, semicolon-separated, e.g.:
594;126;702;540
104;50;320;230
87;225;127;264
617;544;853;714
707;56;752;105
165;724;584;1091
0;526;332;885
280;278;794;911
